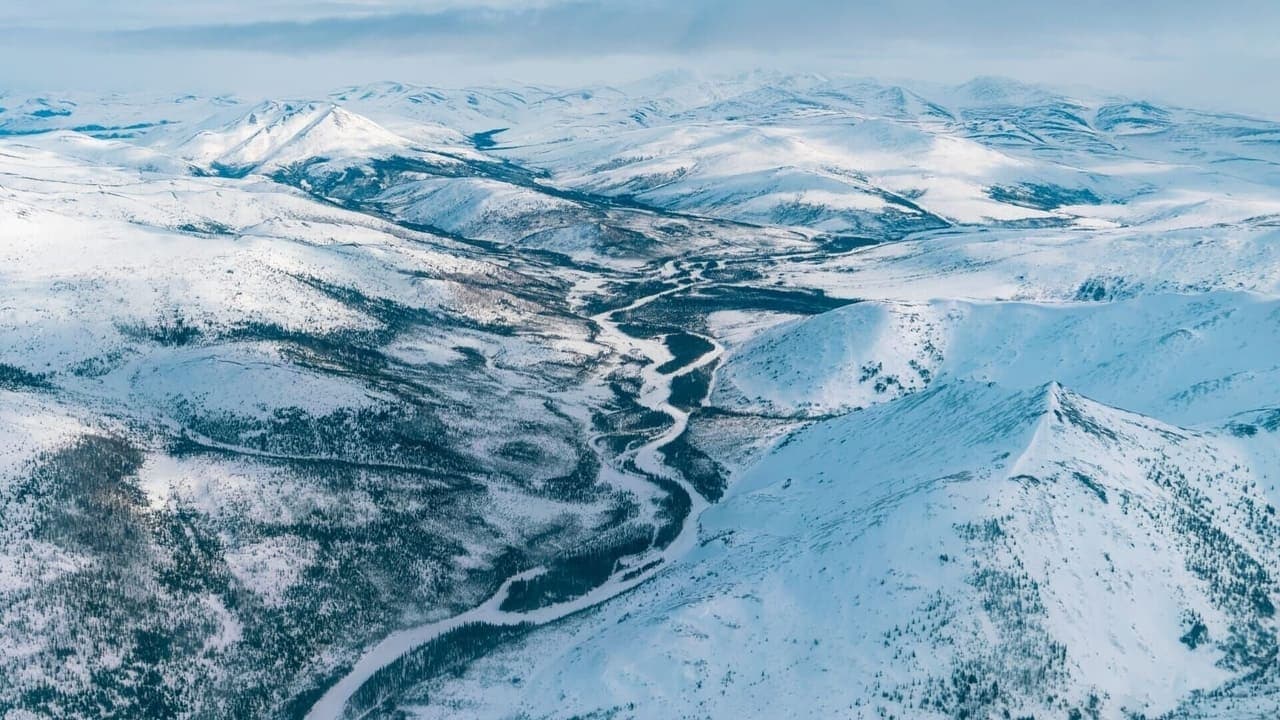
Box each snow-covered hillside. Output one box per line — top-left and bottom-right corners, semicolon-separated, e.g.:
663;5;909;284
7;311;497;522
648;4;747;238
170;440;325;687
3;73;1280;720
425;381;1280;720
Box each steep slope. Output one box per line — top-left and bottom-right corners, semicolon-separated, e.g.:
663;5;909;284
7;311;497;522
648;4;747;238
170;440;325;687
413;381;1280;720
167;101;425;175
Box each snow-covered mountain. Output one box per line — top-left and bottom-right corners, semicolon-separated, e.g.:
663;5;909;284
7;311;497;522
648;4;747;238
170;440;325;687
2;73;1280;720
167;101;415;171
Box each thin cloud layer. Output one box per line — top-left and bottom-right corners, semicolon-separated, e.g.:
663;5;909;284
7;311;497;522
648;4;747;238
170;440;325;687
1;0;1277;115
74;1;1280;56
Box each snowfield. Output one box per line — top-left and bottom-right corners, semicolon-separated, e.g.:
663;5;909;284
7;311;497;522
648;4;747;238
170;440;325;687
3;72;1280;720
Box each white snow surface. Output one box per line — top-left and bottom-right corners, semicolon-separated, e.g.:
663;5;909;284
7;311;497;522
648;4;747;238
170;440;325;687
5;73;1280;720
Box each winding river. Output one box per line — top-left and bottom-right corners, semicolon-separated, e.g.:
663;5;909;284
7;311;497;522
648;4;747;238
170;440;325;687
305;265;725;720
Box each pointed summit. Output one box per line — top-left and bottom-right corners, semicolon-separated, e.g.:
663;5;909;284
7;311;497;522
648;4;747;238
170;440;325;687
174;101;411;172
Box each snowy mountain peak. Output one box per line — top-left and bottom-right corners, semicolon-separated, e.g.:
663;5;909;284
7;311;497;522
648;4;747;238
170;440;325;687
173;100;411;172
951;75;1063;108
491;376;1278;720
1045;378;1065;406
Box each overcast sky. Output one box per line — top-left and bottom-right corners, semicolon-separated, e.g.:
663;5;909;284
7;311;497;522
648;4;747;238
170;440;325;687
2;0;1277;115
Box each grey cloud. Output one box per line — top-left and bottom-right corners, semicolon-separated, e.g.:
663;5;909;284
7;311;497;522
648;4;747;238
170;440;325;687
70;0;1280;58
0;0;1277;117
